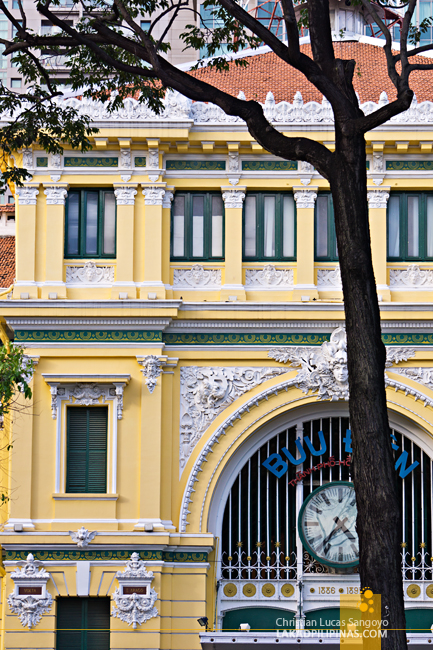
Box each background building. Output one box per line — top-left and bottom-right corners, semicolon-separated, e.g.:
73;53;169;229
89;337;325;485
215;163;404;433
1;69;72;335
0;22;432;650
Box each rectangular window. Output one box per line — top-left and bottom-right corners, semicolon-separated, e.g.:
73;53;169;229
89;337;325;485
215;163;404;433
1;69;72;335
243;193;296;261
315;193;338;261
66;407;108;494
65;189;116;258
11;78;21;88
171;193;224;261
387;192;433;260
140;20;151;31
56;597;110;650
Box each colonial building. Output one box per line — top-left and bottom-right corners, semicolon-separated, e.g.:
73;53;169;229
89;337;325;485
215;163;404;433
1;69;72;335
0;31;432;650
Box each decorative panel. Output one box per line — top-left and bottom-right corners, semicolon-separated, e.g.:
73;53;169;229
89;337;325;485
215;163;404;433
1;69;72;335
166;160;226;170
242;160;297;171
64;157;118;167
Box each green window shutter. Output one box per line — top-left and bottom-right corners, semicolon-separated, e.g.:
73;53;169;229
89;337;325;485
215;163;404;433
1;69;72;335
66;407;108;494
56;597;110;650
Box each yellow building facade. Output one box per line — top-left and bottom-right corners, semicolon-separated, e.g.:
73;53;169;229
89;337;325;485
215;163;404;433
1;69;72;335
0;40;433;650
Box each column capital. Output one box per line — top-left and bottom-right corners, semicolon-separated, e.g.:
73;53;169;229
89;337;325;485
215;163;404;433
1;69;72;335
43;184;69;205
162;190;174;209
221;187;246;209
16;186;39;205
293;187;318;209
142;184;167;206
367;187;390;209
114;185;138;206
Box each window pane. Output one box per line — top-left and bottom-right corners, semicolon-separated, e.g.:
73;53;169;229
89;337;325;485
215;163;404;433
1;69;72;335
103;192;116;255
427;196;433;258
85;192;98;255
244;196;256;257
192;196;204;257
211;195;223;257
316;196;329;258
283;196;295;257
388;195;400;257
407;196;419;257
66;193;79;255
263;196;276;258
172;195;185;257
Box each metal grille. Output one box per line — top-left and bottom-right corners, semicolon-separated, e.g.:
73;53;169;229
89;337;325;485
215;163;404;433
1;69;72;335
220;416;433;580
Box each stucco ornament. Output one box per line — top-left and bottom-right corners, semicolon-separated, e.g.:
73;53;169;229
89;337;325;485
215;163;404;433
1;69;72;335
245;265;293;287
44;186;68;205
316;266;342;288
228;151;239;173
48;382;126;419
22;148;33;168
391;367;433;390
389;264;433;288
8;554;53;629
179;366;288;471
114;186;137;206
148;149;159;169
16;187;39;205
143;186;165;205
367;189;389;209
66;261;115;284
50;152;62;169
222;189;245;209
112;553;158;629
293;189;317;209
137;355;163;394
372;152;384;173
120;149;131;169
268;327;415;401
69;527;97;547
173;265;221;288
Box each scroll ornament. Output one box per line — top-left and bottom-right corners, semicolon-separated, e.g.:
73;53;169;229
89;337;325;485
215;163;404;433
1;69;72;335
7;554;53;629
112;553;158;629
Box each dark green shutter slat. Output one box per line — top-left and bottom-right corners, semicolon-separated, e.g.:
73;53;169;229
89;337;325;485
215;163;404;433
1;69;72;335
66;407;107;493
56;597;110;650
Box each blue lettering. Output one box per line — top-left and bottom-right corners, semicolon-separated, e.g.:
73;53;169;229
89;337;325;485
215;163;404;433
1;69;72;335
395;450;419;479
281;437;306;466
343;429;353;453
263;453;288;478
390;433;399;451
304;430;327;456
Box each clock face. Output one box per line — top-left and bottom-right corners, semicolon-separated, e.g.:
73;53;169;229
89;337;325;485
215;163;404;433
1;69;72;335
298;481;359;568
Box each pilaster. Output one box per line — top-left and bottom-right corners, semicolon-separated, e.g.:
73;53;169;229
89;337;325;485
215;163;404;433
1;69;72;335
41;184;68;299
292;187;319;301
220;187;246;301
367;187;391;301
162;187;174;298
13;185;39;299
139;185;167;300
111;185;138;299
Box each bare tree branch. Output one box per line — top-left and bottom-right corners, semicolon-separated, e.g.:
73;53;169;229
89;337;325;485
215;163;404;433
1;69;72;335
280;0;300;62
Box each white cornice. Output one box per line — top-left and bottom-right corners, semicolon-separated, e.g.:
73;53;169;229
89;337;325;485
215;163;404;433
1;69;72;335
6;317;172;330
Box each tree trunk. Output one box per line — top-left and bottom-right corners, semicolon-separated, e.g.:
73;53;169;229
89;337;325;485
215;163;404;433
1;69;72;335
330;128;406;650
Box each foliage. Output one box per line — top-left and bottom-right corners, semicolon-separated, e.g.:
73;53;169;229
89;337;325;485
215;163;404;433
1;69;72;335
0;343;33;417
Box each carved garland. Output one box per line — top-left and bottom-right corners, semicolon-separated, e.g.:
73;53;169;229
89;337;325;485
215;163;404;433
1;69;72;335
7;554;53;629
112;553;158;629
48;382;126;419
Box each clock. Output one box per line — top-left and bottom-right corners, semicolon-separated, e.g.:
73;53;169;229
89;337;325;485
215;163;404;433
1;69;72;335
298;481;359;568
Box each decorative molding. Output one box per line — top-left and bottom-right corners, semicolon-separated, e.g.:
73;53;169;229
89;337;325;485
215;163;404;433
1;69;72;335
66;261;115;284
389;264;433;288
5;548;207;562
148;149;159;169
22;148;33;168
317;266;342;289
179;366;288;471
44;186;68;205
386;160;433;171
245;265;293;288
268;327;415;401
120;149;132;169
372;152;384;173
16;187;39;205
293;189;317;209
222;189;245;209
228;152;239;173
50;153;62;169
64;156;118;167
162;190;174;209
114;186;137;206
166;160;225;171
242;160;297;171
69;527;97;547
173;265;221;289
143;186;165;206
47;381;126;419
392;367;433;392
112;553;158;629
7;553;53;629
137;355;163;394
36;157;47;168
135;157;146;167
367;189;389;209
17;330;162;343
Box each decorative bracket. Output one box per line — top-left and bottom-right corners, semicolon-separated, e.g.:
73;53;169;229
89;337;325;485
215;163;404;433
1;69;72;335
69;526;97;547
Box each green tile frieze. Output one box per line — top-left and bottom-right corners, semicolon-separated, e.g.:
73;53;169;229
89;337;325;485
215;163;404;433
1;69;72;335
386;161;433;171
64;157;118;167
15;330;162;343
166;160;226;171
4;549;208;562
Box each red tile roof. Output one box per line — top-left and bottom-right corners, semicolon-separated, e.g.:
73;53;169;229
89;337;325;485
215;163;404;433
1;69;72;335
191;41;433;104
0;236;15;288
0;205;15;214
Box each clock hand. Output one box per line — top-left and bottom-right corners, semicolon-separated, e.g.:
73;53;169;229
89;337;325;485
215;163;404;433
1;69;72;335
320;516;350;555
